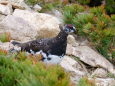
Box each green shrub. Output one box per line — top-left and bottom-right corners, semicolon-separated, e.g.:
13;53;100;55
0;32;11;42
72;13;94;35
90;6;105;16
77;77;95;86
26;0;45;6
63;5;115;59
63;4;85;24
64;4;85;13
26;0;40;5
111;15;115;21
105;0;115;15
112;51;115;59
40;0;62;12
26;0;62;12
0;52;70;86
71;0;115;15
0;48;8;56
77;0;90;5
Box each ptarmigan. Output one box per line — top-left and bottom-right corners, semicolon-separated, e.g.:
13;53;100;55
10;24;76;64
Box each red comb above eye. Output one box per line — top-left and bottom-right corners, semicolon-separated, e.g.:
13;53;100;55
67;24;73;27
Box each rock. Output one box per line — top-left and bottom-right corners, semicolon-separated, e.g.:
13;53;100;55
79;39;89;46
0;4;13;15
0;14;5;21
94;78;115;86
0;15;37;41
0;0;31;10
0;9;61;41
91;68;108;78
0;0;30;11
12;9;61;38
33;4;42;11
51;9;63;23
74;36;89;46
67;35;79;46
66;44;76;55
66;45;115;75
60;56;88;83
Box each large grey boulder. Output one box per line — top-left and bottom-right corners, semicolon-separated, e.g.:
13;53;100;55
12;9;61;39
66;45;115;75
60;56;88;83
0;9;61;41
0;15;37;41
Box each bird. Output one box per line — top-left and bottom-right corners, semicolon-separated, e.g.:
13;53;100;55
10;24;76;64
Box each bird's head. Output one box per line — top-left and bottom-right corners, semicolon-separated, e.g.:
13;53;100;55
63;24;76;34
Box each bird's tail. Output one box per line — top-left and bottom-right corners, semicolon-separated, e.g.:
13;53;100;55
8;40;21;53
11;41;21;45
8;48;19;53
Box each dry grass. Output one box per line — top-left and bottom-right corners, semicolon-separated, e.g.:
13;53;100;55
0;32;11;42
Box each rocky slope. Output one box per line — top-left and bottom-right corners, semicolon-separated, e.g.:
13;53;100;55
0;0;115;86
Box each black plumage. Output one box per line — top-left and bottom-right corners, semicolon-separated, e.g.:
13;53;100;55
11;24;76;62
